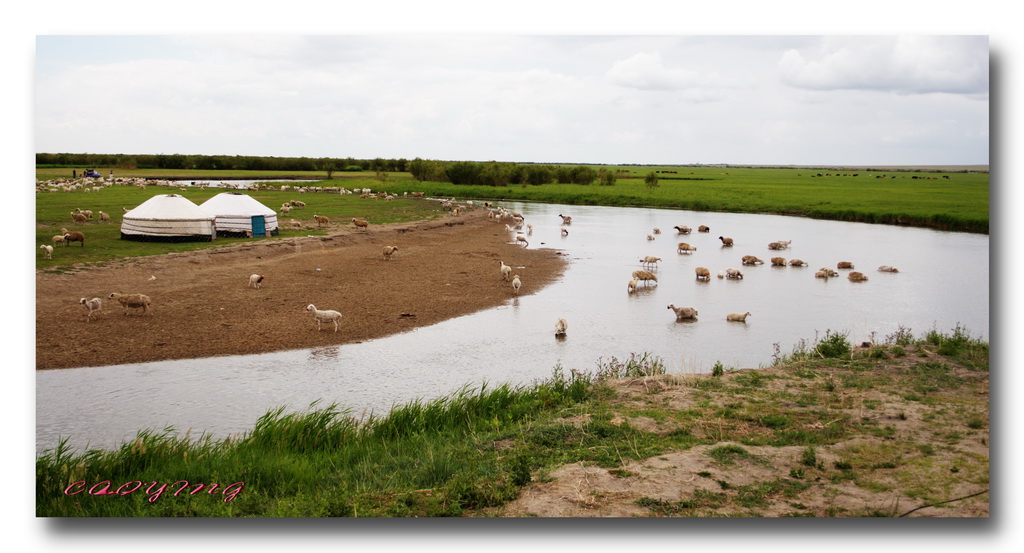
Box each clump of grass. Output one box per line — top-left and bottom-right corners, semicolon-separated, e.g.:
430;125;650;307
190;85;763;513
815;329;852;359
594;353;666;380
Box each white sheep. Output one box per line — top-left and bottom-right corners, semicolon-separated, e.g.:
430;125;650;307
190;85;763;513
726;311;752;322
383;245;399;261
79;297;102;321
555;318;568;338
627;279;638;294
248;274;265;289
499;261;513;281
767;240;791;250
51;235;65;246
674;225;692;235
724;268;744;279
878;265;900;273
677;242;697;254
558;214;572;225
561;228;569;237
306;304;342;332
39;244;53;259
815;267;839;279
107;292;152;315
632;269;658;286
667;304;698;320
640;255;661;269
511;275;522;295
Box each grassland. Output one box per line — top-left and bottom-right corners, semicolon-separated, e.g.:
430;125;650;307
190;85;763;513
36;327;988;517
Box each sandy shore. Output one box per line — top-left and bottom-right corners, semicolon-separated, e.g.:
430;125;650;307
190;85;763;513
36;209;567;370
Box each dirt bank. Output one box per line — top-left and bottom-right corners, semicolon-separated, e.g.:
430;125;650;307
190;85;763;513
36;209;567;370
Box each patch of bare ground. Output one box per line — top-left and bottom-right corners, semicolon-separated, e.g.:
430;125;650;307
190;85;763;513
493;346;989;517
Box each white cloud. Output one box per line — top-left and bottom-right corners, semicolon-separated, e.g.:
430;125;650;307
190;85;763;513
606;51;698;90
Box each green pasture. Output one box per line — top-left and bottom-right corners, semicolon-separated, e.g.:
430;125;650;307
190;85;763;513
34;181;448;270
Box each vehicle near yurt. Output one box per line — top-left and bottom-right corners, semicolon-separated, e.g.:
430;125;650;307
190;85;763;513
199;192;279;238
120;194;216;242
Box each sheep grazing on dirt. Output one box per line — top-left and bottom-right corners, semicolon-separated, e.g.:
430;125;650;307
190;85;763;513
306;304;342;332
98;211;110;223
39;244;53;259
313;215;329;227
62;231;85;247
724;268;744;279
837;261;855;269
698;225;710;233
351;218;369;229
677;242;697;254
878;265;900;273
640;256;661;269
767;240;792;250
674;225;691;234
741;255;764;266
382;245;399;261
788;259;808;267
558;214;572;225
718;236;734;247
70;211;87;224
848;271;869;282
726;311;752;323
555;318;568;338
627;279;639;294
771;257;787;267
500;261;513;281
695;267;711;280
248;274;265;289
631;269;658;286
511;275;522;295
667;304;698;321
107;292;152;315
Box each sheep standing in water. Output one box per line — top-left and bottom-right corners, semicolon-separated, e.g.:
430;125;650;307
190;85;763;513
667;304;698;321
719;236;734;247
555;318;568;338
727;311;752;323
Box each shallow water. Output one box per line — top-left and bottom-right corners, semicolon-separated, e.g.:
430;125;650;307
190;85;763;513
36;202;989;453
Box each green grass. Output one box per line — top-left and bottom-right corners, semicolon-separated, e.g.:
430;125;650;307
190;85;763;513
35;180;448;270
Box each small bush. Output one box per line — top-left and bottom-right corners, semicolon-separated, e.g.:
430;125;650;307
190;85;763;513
711;361;724;377
816;330;852;359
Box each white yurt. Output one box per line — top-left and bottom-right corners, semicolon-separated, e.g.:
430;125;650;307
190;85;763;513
120;194;216;242
199;192;279;237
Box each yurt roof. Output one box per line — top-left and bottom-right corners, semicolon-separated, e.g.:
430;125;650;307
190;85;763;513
123;194;214;221
199;192;276;217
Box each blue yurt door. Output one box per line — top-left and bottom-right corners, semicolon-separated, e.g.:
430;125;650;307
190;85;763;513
251;216;266;237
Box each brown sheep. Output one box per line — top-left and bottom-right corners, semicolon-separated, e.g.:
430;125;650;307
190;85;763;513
674;225;691;234
695;267;711;280
741;255;763;265
62;231;85;247
677;242;697;254
698;225;710;232
667;304;698;321
313;215;329;227
837;261;855;269
383;245;399;260
718;236;734;247
788;259;808;267
631;269;658;287
70;212;87;224
770;257;787;267
352;218;369;229
848;271;869;282
726;311;752;322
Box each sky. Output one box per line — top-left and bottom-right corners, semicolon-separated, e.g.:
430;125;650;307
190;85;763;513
33;34;989;166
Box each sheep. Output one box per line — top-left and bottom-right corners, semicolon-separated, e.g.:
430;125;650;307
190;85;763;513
767;240;792;250
631;269;658;286
561;228;569;237
51;235;65;246
837;261;855;269
677;242;697;254
848;271;869;282
718;236;734;246
290;200;306;207
640;255;661;269
39;244;53;259
724;268;744;279
770;257;787;267
667;304;698;320
500;261;513;281
646;234;655;241
62;231;85;247
558;214;572;225
695;267;711;280
352;218;369;229
554;318;568;338
81;209;93;219
306;304;342;332
515;235;529;248
788;259;808;267
313;215;329;227
726;311;752;323
280;205;292;214
698;225;710;233
741;255;763;266
98;211;110;223
248;274;265;289
107;292;152;315
70;212;87;224
627;279;638;294
815;267;839;279
290;220;302;228
717;271;725;279
674;225;691;234
80;297;102;320
511;275;522;295
652;228;661;235
878;265;900;273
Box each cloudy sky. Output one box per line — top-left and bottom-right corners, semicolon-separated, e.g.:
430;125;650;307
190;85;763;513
34;34;989;166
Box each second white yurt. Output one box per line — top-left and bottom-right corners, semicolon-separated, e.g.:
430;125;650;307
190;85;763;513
199;192;279;238
120;194;216;242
